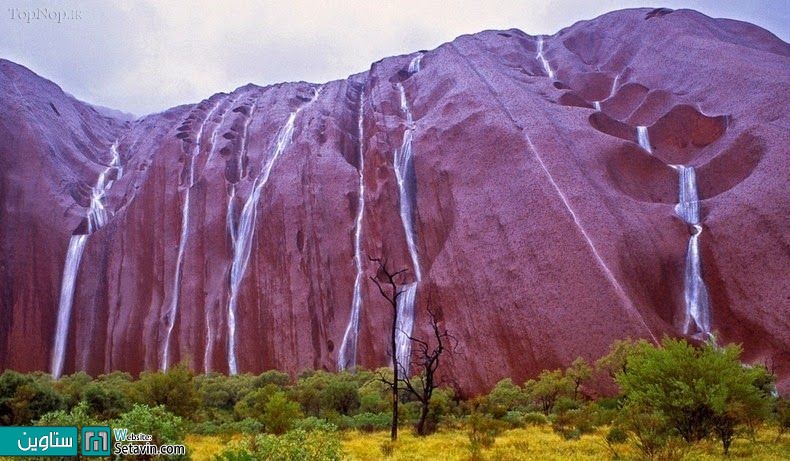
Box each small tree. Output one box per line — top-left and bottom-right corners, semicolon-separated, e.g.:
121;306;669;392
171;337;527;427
566;357;592;400
617;338;773;454
485;378;528;417
368;257;408;441
525;369;573;415
261;391;303;435
112;404;186;450
595;338;650;379
401;306;457;435
131;363;199;419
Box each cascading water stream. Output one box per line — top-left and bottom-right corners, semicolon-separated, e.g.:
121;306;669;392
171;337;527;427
227;102;257;248
51;141;123;378
674;165;711;340
636;126;651;153
203;94;241;373
536;36;554;79
226;87;321;375
337;92;367;371
51;235;87;378
634;125;711;339
393;55;423;373
161;99;224;371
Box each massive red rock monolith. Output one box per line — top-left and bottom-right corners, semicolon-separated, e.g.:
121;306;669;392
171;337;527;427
1;8;788;394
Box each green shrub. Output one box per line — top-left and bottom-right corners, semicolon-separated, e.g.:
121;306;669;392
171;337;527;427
553;396;580;414
214;429;342;461
294;416;337;432
467;412;505;449
521;411;548;426
0;371;65;425
234;383;279;421
82;380;131;419
38;401;97;429
261;391;303;435
617;339;773;454
606;426;628;444
54;372;92;408
776;397;790;439
486;378;528;417
196;373;256;418
254;370;291;389
348;412;391;432
130;364;199;419
501;410;525;428
112;404;185;459
524;369;573;415
192;417;263;435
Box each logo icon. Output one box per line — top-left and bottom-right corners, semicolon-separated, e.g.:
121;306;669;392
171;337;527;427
81;426;111;456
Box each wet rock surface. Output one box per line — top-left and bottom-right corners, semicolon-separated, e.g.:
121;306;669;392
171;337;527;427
1;8;788;394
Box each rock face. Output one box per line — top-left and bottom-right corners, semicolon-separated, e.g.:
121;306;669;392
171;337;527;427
1;8;788;394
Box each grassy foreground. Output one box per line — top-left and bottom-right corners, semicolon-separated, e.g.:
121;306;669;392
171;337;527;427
186;426;789;460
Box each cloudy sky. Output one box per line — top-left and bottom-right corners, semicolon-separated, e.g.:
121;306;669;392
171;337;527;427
2;0;787;115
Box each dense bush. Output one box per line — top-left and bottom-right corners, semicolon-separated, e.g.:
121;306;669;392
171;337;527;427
0;337;782;459
112;404;186;447
215;428;342;461
131;364;200;419
334;412;391;432
616;338;774;454
0;371;64;425
260;391;303;435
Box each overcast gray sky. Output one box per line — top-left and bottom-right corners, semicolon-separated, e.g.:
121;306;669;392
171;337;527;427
2;0;787;116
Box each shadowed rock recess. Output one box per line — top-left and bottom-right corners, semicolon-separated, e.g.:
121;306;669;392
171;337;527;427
1;8;788;394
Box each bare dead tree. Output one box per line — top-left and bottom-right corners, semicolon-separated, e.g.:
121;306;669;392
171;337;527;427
401;305;458;436
368;256;407;441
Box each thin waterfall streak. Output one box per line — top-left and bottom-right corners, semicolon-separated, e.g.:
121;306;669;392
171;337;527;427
637;126;651;153
536;36;554;79
393;66;422;372
674;165;711;340
227;87;321;375
162;99;223;371
610;75;620;97
204;319;214;374
52;141;124;378
225;99;259;376
524;135;658;344
207;94;240;164
51;235;88;378
408;53;423;73
202;97;239;373
338;92;367;371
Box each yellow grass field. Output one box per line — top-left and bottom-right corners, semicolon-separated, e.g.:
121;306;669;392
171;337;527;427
186;426;789;461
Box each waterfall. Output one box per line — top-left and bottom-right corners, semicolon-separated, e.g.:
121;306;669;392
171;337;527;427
610;75;620;97
337;92;367;371
227;87;321;375
51;142;123;378
408;54;423;73
674;165;711;339
203;95;239;373
161;99;224;371
593;101;601;111
51;235;87;378
393;60;422;372
636;126;651;153
227;102;257;248
536;36;554;79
